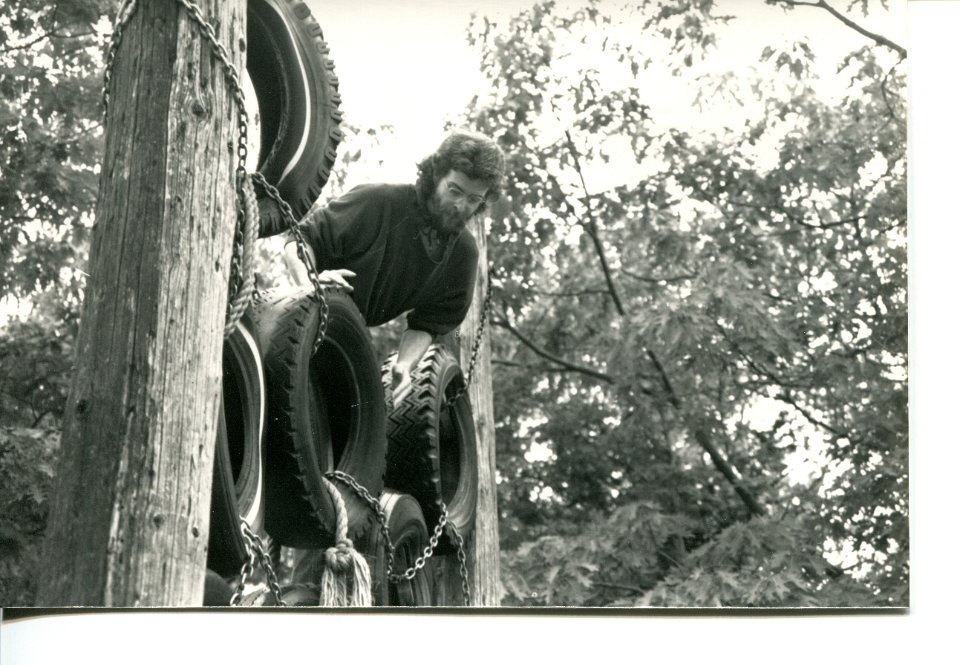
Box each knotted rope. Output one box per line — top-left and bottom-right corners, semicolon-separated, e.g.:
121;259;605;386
318;476;372;606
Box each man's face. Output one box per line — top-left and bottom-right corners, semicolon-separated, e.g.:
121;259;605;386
429;170;490;234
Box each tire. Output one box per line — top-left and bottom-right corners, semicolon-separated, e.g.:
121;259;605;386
383;345;478;552
252;285;386;548
207;317;266;577
247;0;343;237
203;569;236;606
362;490;433;607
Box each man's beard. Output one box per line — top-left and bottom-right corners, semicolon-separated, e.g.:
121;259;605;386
427;197;470;235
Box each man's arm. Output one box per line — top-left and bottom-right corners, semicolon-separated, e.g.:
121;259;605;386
283;238;354;291
391;328;434;404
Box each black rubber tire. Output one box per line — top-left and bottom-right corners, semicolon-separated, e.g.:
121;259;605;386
247;0;343;237
207;317;266;578
203;569;236;606
383;345;478;552
362;490;433;607
252;285;386;548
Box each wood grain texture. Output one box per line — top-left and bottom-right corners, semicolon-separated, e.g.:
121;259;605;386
37;0;245;606
437;214;501;607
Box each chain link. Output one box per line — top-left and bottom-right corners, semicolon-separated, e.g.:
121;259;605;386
448;522;472;606
325;471;471;604
230;519;286;606
250;172;331;350
101;0;255;334
447;270;494;405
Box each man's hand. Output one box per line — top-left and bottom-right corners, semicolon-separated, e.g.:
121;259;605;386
317;268;355;292
283;240;354;292
391;361;413;406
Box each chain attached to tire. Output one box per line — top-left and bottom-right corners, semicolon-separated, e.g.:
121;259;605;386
251;172;330;352
102;0;325;339
446;270;494;406
231;519;286;606
325;470;471;605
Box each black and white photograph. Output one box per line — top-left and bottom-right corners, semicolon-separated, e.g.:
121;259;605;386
0;0;922;628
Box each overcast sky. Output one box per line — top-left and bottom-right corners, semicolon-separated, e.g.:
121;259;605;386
304;0;907;182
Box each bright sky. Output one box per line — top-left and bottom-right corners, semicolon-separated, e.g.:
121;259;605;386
305;0;907;182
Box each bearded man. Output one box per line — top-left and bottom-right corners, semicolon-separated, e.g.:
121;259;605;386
284;130;505;403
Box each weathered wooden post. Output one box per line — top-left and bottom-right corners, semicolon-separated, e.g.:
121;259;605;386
436;215;500;606
37;0;245;606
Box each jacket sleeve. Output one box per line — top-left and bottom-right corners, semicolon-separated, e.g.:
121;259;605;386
406;234;479;336
294;185;383;268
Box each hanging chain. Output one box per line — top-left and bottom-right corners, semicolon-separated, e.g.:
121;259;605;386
448;521;472;606
101;0;138;115
325;470;471;604
101;0;269;337
390;503;448;584
230;519;286;606
446;270;494;405
251;172;331;351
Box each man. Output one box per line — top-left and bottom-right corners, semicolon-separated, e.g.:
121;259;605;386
284;130;505;404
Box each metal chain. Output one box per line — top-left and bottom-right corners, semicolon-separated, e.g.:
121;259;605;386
101;0;254;334
448;521;472;606
251;172;331;351
230;519;286;606
447;270;494;405
390;504;447;584
101;0;138;115
325;471;470;603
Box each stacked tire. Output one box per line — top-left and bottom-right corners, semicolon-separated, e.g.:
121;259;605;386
208;0;481;607
382;345;479;553
251;285;387;547
207;0;343;592
246;0;343;237
206;317;266;578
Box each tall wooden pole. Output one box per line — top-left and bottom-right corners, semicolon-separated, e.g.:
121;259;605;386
436;215;501;606
37;0;245;606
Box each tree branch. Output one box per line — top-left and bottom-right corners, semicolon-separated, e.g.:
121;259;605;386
621;268;697;284
525;286;612;298
770;0;906;58
647;348;765;517
563;130;627;317
492;318;615;384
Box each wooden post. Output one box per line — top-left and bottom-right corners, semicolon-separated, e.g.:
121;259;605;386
436;215;501;606
36;0;245;606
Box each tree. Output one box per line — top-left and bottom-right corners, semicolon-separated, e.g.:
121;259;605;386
0;0;112;607
462;0;906;606
0;0;111;426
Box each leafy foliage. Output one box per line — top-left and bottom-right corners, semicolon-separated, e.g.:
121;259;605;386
464;0;907;606
0;427;60;606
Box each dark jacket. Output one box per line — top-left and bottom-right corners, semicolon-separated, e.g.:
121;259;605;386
296;183;478;335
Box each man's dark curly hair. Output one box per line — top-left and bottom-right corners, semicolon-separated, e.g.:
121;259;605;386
415;130;505;216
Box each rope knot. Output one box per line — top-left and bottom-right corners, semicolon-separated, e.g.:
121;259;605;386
316;476;372;606
323;539;356;574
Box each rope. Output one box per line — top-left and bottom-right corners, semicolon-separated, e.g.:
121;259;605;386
224;175;258;337
318;476;372;606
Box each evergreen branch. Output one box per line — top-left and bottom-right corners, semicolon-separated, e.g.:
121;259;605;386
769;0;906;58
492;317;615;384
